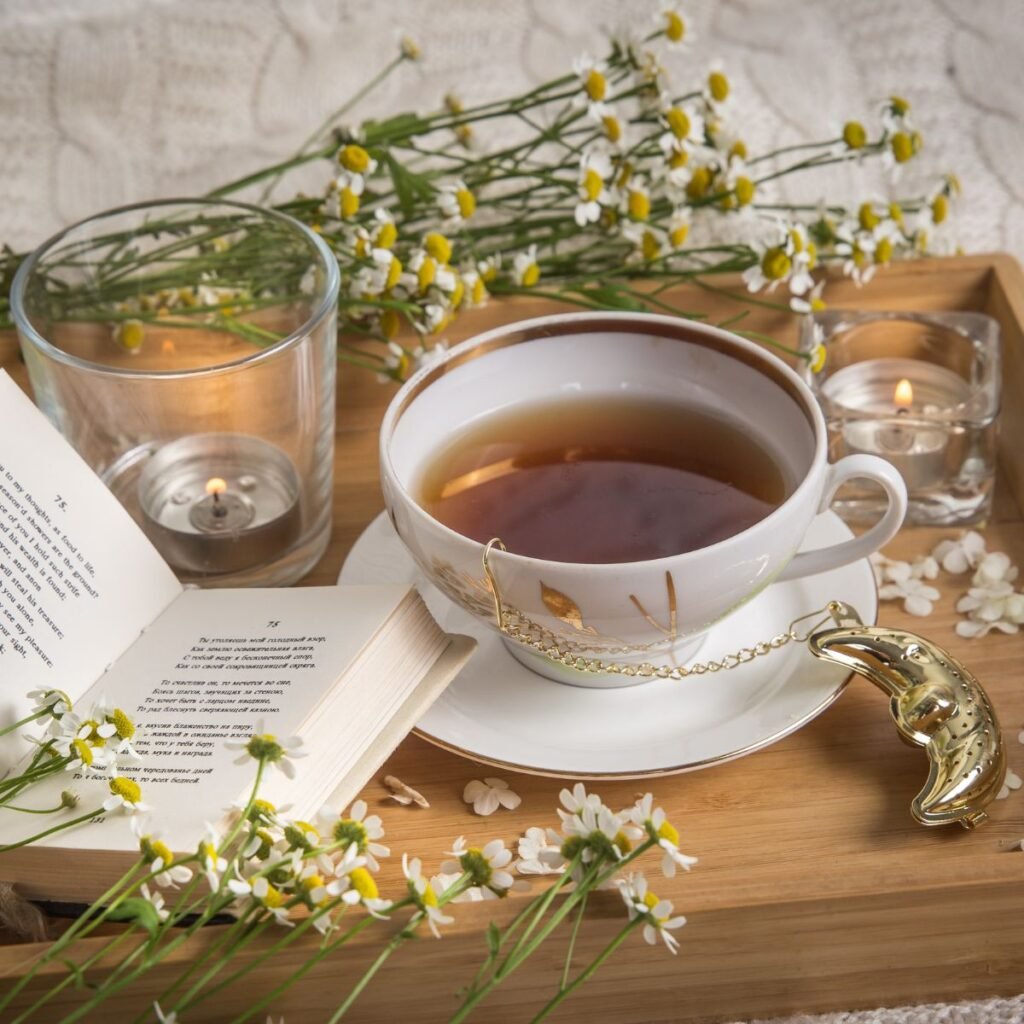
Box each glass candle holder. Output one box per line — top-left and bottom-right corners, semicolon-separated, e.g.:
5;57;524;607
11;199;339;586
800;309;1000;526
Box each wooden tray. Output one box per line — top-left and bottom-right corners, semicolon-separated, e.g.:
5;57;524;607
1;253;1023;1022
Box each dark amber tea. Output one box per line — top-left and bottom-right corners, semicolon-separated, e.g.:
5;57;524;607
417;395;790;563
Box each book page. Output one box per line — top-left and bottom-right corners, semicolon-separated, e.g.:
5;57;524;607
1;584;412;852
0;373;181;733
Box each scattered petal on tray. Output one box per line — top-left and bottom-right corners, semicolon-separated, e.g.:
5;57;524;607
463;777;522;816
996;768;1022;801
383;775;429;808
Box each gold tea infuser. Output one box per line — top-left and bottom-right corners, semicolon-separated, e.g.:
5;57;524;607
482;543;1007;831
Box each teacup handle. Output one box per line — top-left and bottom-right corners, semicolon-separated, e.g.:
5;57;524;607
775;454;907;582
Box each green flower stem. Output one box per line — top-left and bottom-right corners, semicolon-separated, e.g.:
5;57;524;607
0;707;50;739
747;137;844;166
691;275;794;313
560;893;588;990
530;919;642;1023
226;905;408;1024
0;806;102;852
3;802;69;814
207;143;338;199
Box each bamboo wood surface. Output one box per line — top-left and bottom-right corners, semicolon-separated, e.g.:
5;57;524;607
0;254;1022;1023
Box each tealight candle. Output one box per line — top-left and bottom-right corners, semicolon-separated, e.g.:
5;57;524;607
822;357;971;491
137;434;302;575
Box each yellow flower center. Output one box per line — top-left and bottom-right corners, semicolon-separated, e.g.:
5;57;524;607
455;187;476;218
339;186;360;219
890;95;910;116
665;107;691;140
422;884;439;908
109;777;141;804
380;309;401;339
471;276;486;304
417;256;437;291
248;798;278;824
456;124;474;147
602;115;621;143
584;68;607;102
734;176;755;206
686;166;712;199
916;230;929;253
810;344;828;374
72;738;93;765
261;883;285;909
521;262;541;287
788;229;804;254
657;820;680;846
302;873;325;893
852;246;867;268
349;867;379;900
670;221;690;247
729;139;748;161
109;709;135;740
805;241;818;269
643;890;660;911
627;189;651;221
761;247;792;281
875;237;893;264
842;121;867;150
641;230;660;262
375;222;398;249
858;202;879;230
664;10;685;42
424;232;452;263
140;836;174;866
888;202;904;225
614;830;633;853
708;71;729;102
385;256;403;291
668;149;689;170
931;194;949;225
116;320;145;352
890;132;914;164
946;174;962;196
339;144;371;173
451;278;465;308
582;167;604;202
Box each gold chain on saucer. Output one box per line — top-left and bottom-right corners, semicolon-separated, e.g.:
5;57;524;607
481;539;840;680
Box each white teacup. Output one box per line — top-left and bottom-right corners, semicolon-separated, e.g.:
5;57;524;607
380;312;906;687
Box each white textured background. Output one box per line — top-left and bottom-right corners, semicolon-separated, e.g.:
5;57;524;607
2;2;1023;1021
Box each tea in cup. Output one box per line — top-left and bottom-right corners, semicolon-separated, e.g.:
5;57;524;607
380;312;906;687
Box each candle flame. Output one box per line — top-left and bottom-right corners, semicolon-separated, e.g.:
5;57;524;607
205;477;228;497
894;378;914;409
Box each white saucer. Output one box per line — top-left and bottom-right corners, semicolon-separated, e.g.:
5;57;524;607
339;512;877;779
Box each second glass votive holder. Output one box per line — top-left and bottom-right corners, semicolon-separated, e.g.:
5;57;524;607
801;309;1001;526
10;198;339;587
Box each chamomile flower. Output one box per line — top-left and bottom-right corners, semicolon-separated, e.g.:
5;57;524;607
512;245;541;287
103;776;148;815
438;179;477;228
790;279;826;315
27;688;71;718
226;723;307;779
199;824;230;890
705;61;731;107
667;209;691;249
587;102;627;148
627;794;698;878
835;228;876;286
656;2;690;48
516;826;564;875
140;884;169;923
132;818;193;888
442;837;516;895
338;143;377;179
618;871;687;954
341;865;392;918
403;854;454;938
572;55;609;109
319;799;390;870
742;238;793;294
460;269;488;308
659;105;704;160
227;873;294;927
575;150;614;226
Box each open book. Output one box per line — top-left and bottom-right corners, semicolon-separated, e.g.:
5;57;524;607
0;372;474;901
